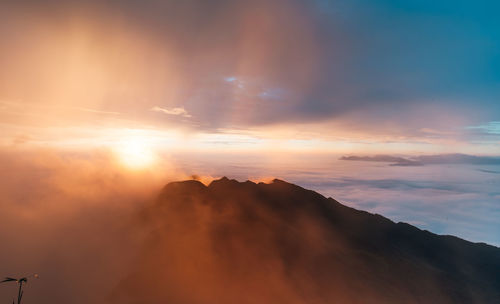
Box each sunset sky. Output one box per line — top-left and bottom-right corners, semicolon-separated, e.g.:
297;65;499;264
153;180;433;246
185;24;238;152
1;0;500;154
1;2;500;303
1;0;499;247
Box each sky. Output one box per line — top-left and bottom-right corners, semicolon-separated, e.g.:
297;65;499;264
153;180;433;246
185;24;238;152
0;1;499;302
1;0;499;154
0;0;499;261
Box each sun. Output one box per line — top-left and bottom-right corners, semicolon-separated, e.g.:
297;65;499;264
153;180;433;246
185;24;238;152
114;137;157;169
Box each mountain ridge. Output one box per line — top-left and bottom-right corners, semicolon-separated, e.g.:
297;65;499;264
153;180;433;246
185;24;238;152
165;177;498;249
114;177;500;304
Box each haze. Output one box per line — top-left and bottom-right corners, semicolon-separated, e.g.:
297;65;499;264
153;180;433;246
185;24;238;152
0;0;499;303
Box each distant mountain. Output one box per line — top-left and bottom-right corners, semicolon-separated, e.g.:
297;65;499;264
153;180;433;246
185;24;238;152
113;177;500;304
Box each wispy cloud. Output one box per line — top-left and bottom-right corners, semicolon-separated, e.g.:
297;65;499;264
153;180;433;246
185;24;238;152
466;121;500;135
0;101;121;115
151;106;192;118
340;155;422;166
73;107;121;115
341;153;500;167
329;178;467;193
478;169;500;174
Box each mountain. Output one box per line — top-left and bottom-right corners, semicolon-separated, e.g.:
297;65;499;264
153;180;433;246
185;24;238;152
112;177;500;304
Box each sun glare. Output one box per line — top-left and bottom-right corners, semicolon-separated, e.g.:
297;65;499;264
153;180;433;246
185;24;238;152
114;137;157;169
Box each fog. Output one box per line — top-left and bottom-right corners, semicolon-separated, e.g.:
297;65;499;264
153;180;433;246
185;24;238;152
0;149;174;303
0;148;498;303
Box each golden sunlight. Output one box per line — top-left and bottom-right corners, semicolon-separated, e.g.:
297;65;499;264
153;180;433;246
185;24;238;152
114;137;157;169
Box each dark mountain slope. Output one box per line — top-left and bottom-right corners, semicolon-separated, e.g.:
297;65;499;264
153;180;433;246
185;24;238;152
113;177;500;304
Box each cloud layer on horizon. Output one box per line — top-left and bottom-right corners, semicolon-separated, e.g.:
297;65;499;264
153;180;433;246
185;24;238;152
341;153;500;167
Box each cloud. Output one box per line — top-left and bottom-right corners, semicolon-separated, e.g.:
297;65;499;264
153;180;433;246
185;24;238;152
331;178;466;193
297;171;500;245
151;106;192;118
466;121;500;135
0;147;195;304
478;168;500;174
341;153;500;166
340;155;422;166
0;146;499;304
1;0;499;149
73;107;121;115
416;154;500;165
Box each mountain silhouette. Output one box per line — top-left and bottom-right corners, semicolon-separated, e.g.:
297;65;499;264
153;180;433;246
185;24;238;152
113;177;500;304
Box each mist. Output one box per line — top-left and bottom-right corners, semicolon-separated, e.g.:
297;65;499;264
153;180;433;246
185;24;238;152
0;148;498;303
0;149;175;303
